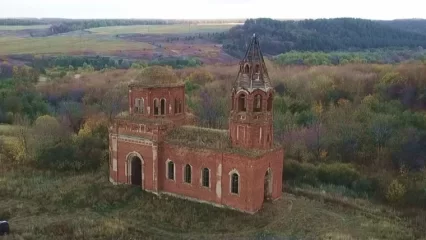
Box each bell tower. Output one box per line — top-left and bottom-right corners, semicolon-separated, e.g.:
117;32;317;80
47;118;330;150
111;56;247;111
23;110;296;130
229;34;274;150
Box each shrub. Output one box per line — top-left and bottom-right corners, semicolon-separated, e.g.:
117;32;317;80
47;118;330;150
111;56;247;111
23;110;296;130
386;179;406;203
317;163;360;188
284;160;319;186
284;160;377;197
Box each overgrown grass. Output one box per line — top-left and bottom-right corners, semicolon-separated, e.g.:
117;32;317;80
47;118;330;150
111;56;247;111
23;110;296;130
0;124;18;136
0;36;154;55
89;24;236;35
165;125;271;157
0;25;51;30
0;164;417;240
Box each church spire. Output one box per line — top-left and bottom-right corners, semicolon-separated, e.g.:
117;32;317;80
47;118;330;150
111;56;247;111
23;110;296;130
233;34;271;92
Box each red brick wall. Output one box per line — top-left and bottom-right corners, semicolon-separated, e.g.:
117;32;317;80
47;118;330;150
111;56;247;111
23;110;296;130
110;136;156;191
251;148;284;212
160;144;221;204
109;131;284;213
129;86;185;119
229;89;274;150
221;153;253;211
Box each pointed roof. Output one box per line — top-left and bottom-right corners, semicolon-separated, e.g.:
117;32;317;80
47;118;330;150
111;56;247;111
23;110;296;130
233;33;272;92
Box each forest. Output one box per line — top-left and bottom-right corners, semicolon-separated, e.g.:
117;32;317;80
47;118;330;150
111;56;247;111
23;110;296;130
217;18;426;57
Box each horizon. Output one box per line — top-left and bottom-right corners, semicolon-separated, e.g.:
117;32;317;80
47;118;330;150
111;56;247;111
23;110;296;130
2;0;425;20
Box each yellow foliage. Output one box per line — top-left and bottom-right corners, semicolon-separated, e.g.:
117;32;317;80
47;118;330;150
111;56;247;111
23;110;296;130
78;115;109;137
337;98;350;106
380;71;404;85
313;102;324;115
386;179;406;203
320;150;328;161
2;139;27;164
188;69;215;85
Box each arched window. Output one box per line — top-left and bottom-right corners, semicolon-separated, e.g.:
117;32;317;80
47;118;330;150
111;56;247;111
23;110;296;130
255;64;260;73
267;94;272;111
231;173;239;194
238;94;246;112
154;98;159;115
244;64;250;74
184;164;191;183
254;94;262;112
202;168;210;188
167;160;175;180
160;98;166;115
135;98;144;114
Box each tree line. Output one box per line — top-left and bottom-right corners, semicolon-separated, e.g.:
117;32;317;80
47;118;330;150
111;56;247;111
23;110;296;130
273;48;426;66
216;18;426;57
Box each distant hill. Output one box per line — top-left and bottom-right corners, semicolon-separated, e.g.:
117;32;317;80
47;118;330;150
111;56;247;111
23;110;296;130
216;18;426;57
378;19;426;35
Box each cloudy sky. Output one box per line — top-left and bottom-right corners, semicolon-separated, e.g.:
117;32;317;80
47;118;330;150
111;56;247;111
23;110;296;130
1;0;424;20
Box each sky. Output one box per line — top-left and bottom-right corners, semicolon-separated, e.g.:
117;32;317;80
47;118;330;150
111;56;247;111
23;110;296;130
1;0;425;20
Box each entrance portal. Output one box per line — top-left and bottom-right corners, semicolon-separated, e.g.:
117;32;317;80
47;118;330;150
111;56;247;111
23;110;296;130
264;169;272;201
131;157;142;186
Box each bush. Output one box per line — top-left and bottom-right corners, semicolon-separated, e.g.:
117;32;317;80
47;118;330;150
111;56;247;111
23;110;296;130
317;163;360;188
36;141;78;171
386;179;406;203
284;160;377;197
284;160;319;186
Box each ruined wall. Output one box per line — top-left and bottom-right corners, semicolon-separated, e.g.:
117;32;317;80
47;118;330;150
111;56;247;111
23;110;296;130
109;133;156;191
251;148;284;212
129;85;186;121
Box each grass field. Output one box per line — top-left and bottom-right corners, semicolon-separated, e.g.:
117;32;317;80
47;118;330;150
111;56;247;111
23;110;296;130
0;124;18;145
0;36;154;55
89;24;237;35
0;165;418;240
0;25;51;30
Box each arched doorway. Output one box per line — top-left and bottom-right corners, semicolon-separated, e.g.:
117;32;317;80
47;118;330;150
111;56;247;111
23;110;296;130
264;169;272;201
131;156;142;186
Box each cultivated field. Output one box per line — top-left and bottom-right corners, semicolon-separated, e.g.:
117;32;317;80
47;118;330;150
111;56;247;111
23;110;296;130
0;167;416;240
0;36;154;55
0;25;51;30
89;24;237;35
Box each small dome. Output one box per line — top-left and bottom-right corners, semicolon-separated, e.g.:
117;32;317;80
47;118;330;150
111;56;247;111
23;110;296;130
132;66;183;87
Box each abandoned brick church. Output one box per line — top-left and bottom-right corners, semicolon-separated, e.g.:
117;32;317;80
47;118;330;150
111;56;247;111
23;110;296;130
109;34;284;213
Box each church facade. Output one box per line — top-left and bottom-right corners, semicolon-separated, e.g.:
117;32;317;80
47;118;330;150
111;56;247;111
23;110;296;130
108;35;284;214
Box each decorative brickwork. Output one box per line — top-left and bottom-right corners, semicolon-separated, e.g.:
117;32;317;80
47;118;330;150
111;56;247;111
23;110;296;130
109;35;284;214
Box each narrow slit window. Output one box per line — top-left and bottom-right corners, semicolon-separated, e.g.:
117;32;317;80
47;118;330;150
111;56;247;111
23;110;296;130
154;99;159;115
231;173;239;194
202;168;210;187
254;94;262;112
184;164;191;183
160;99;166;115
167;161;175;180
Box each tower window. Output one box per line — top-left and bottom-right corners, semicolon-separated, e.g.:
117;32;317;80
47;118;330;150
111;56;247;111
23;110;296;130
255;64;260;73
135;98;144;114
254;94;262;112
231;173;239;194
267;94;273;111
244;64;250;74
167;160;175;180
238;94;246;112
154;98;159;115
202;168;210;188
160;98;166;115
184;164;191;183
